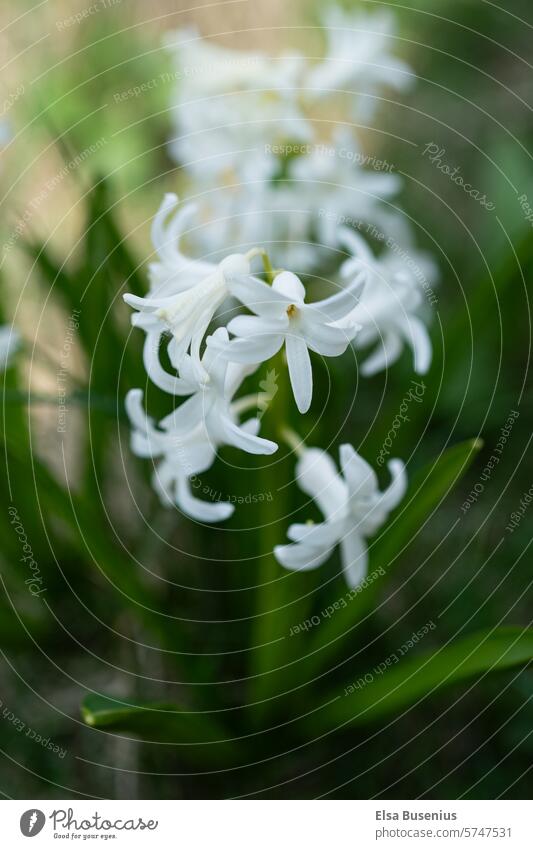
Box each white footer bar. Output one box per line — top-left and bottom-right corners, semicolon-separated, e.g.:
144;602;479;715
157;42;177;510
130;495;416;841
0;800;528;847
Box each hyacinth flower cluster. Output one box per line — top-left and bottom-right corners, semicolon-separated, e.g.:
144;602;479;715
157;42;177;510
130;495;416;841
163;6;438;367
123;7;438;588
124;188;429;588
164;7;415;268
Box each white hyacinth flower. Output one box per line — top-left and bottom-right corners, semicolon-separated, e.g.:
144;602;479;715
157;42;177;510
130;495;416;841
157;327;278;457
288;128;412;254
0;325;20;370
274;444;407;587
125;388;227;522
207;270;364;414
185;127;412;271
305;8;413;115
337;228;434;376
123;194;254;388
163;15;415;270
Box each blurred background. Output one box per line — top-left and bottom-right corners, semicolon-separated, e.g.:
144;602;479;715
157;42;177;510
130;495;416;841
0;0;532;799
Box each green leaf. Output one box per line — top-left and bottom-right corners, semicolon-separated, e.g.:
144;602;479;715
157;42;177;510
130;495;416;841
22;241;78;316
290;439;483;689
373;438;482;571
86;175;145;298
24;176;147;495
81;694;241;765
308;627;533;732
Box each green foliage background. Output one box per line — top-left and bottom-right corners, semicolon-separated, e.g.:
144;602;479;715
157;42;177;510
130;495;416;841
0;0;532;798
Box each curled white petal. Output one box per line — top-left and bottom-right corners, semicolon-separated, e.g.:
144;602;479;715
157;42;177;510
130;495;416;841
175;475;234;522
274;542;334;572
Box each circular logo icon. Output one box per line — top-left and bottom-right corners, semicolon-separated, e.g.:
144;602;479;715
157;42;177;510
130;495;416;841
20;809;46;837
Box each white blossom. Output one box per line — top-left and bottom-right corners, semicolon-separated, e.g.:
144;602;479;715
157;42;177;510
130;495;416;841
305;7;413;116
336;228;434;376
125;387;226;522
207;270;364;413
123;10;435;535
145;193;215;298
287;128;412;254
165;27;309;183
180;127;411;272
155;327;278;456
125;328;277;521
123;193;254;388
274;443;407;587
163;17;414;270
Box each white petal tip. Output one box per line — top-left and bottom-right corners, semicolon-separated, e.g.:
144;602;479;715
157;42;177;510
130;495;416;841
211;504;235;522
260;440;279;455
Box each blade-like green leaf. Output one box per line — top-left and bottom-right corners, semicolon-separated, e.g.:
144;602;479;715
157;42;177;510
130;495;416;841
81;694;241;765
22;240;78;317
308;627;533;732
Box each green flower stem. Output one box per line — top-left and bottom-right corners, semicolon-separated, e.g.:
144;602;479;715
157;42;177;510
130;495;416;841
260;250;275;285
247;351;318;725
245;247;276;285
280;425;305;456
231;392;272;416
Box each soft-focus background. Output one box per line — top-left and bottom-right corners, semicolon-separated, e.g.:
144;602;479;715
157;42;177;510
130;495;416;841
0;0;532;799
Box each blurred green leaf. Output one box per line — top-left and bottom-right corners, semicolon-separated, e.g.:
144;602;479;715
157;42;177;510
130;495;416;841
82;693;241;765
309;627;533;731
23;175;147;495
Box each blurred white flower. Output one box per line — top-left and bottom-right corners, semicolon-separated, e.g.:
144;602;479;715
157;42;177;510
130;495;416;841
305;7;413;116
146;193;215;298
288;128;411;254
181;131;410;271
0;325;20;370
275;443;407;587
163;15;415;270
181;175;316;271
336;228;434;376
208;269;364;413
